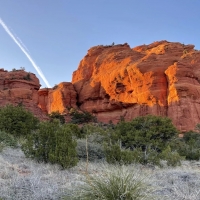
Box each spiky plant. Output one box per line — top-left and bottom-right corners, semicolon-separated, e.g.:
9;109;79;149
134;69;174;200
68;165;155;200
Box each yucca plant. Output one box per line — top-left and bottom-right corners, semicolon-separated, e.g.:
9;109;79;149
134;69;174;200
67;165;155;200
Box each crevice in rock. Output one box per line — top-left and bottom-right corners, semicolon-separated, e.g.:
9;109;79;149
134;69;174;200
164;72;169;116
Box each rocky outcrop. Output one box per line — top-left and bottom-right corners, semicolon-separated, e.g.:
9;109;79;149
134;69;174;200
72;41;200;132
0;68;47;119
1;41;200;132
38;82;77;114
0;69;77;120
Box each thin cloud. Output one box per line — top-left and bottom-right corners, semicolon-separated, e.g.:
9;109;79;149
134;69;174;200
0;18;51;88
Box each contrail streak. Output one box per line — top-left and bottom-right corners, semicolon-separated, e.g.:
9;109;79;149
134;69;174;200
16;36;30;53
0;18;51;88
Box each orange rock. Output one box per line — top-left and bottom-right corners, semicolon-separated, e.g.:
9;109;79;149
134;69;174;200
1;41;200;132
38;82;77;114
72;41;200;131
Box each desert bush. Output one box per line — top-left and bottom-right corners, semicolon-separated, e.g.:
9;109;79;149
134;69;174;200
103;115;180;166
176;131;200;160
0;130;18;150
0;104;39;136
160;146;183;167
76;138;105;161
115;115;178;152
76;124;106;162
23;73;31;81
104;144;141;165
67;165;154;200
22;120;78;169
53;84;58;89
69;109;96;124
104;143;164;166
49;111;65;124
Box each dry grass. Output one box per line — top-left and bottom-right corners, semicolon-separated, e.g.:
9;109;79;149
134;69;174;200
1;147;200;199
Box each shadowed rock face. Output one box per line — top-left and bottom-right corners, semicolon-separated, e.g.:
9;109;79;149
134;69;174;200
0;69;48;120
0;69;77;121
72;41;200;132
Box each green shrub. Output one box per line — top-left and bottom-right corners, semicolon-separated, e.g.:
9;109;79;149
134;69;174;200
174;131;200;160
0;104;39;136
22;120;78;169
115;115;178;152
104;144;139;165
104;143;163;166
76;124;106;161
0;130;18;149
68;165;154;200
23;73;31;81
49;111;65;124
139;147;161;166
53;84;58;89
0;144;3;152
76;138;105;161
103;115;179;166
69;109;96;124
160;146;183;167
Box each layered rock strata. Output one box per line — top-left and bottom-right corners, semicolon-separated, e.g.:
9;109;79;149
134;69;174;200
72;41;200;132
0;69;47;119
1;40;200;132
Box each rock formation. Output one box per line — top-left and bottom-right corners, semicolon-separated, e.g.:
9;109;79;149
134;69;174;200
1;40;200;132
72;41;200;132
38;82;77;114
0;68;47;119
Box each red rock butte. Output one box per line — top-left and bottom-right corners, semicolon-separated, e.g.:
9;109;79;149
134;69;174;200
72;40;200;132
1;40;200;132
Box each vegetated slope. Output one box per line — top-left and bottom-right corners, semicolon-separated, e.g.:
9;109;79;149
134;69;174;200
1;147;200;200
72;41;200;132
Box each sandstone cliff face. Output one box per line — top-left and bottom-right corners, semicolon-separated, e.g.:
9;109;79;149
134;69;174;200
2;41;200;132
0;69;47;119
72;41;200;132
0;68;77;120
38;82;77;114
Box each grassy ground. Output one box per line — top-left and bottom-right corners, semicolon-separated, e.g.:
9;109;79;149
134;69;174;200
1;147;200;199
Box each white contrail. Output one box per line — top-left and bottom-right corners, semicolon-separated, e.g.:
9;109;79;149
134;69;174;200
0;18;51;88
16;36;30;53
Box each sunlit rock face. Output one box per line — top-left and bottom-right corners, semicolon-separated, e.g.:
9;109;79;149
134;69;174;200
72;41;200;132
0;69;47;119
38;82;77;114
1;41;200;132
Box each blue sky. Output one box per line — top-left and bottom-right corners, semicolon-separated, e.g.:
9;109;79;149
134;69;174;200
0;0;200;88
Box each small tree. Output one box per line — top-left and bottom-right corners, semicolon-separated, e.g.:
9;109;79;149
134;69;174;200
176;130;200;160
115;115;178;152
22;120;78;169
104;115;179;165
0;104;39;136
69;109;96;124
